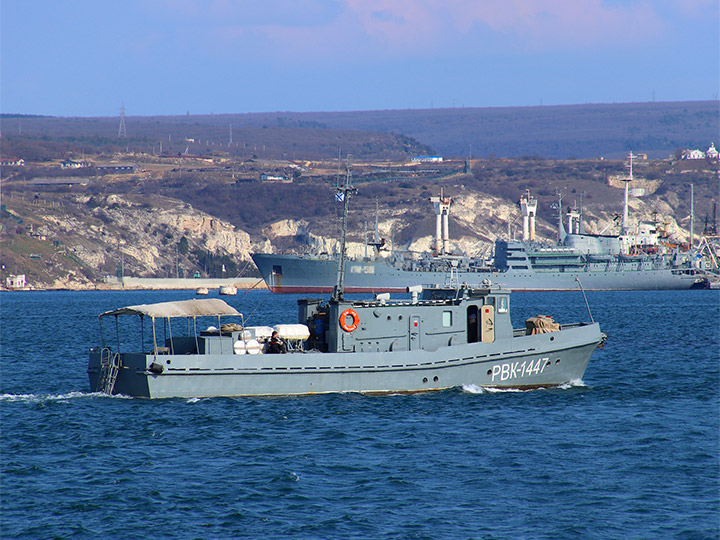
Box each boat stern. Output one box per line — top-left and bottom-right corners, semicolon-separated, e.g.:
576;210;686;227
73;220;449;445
88;349;152;397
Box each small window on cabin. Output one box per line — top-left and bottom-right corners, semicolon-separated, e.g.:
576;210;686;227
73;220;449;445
485;297;495;307
497;296;508;313
467;305;479;343
442;311;452;327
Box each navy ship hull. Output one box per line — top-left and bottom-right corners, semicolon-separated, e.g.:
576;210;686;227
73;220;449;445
252;252;709;293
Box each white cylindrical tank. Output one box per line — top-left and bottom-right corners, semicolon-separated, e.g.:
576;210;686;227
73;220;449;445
520;190;537;242
245;339;262;354
442;212;449;254
435;214;442;254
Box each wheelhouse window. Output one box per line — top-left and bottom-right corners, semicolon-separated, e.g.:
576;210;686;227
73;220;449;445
442;311;452;327
422;288;457;301
497;296;508;313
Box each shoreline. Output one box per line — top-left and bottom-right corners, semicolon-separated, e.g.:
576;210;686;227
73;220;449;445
1;277;268;292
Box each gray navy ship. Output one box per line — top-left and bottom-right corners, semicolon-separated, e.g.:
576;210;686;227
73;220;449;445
253;162;710;292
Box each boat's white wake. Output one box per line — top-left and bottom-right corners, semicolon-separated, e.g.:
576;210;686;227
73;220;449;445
462;379;586;394
185;397;212;404
557;378;587;390
0;391;130;403
462;384;526;394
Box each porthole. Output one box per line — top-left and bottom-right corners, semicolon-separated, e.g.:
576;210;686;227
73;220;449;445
555;359;560;364
422;377;428;383
486;369;492;375
166;360;172;365
550;336;555;341
433;376;439;382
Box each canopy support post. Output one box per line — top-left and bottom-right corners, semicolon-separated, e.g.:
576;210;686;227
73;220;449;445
193;317;199;354
151;317;158;361
115;315;120;351
167;317;174;354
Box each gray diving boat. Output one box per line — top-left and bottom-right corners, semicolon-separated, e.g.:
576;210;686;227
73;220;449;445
87;284;605;398
88;171;606;398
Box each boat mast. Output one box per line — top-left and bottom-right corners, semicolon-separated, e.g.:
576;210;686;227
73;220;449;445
366;199;384;257
374;200;380;246
556;191;566;243
690;183;695;248
333;160;357;301
622;152;634;235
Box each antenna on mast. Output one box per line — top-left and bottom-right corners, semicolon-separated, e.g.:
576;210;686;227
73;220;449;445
333;155;357;301
367;199;385;256
621;152;635;234
690;183;695;248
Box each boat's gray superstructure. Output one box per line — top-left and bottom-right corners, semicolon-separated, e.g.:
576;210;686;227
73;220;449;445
88;286;605;398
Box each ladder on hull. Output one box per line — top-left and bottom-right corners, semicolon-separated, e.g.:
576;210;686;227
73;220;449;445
99;348;121;395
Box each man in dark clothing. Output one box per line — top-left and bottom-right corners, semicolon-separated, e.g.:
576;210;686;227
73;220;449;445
265;331;287;354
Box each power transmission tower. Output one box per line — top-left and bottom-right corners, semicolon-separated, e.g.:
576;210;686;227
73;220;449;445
118;104;127;138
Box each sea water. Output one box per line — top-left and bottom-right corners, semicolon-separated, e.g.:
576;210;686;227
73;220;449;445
1;289;718;540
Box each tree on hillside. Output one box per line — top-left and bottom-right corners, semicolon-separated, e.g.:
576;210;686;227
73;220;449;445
178;236;189;255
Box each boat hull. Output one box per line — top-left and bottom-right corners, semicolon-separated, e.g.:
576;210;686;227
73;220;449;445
88;324;603;398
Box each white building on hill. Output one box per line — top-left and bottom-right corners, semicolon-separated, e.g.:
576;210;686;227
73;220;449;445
706;143;718;160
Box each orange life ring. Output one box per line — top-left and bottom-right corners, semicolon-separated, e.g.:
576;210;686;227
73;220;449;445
339;308;360;332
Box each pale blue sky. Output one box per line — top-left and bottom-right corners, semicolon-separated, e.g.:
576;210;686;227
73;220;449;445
2;0;718;117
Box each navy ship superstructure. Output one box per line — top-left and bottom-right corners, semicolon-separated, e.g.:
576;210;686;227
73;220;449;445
253;159;709;292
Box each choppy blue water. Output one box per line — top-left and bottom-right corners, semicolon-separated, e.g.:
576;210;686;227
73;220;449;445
1;289;718;540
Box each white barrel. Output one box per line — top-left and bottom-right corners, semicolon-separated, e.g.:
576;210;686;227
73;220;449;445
245;339;262;354
233;340;246;354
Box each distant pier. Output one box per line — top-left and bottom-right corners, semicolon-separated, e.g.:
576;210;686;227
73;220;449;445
117;277;267;291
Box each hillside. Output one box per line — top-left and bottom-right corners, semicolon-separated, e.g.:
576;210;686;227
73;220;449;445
1;149;717;289
2;100;717;161
2;100;717;289
252;100;720;159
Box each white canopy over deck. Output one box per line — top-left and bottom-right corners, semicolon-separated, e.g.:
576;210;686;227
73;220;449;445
97;298;243;357
99;298;241;320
